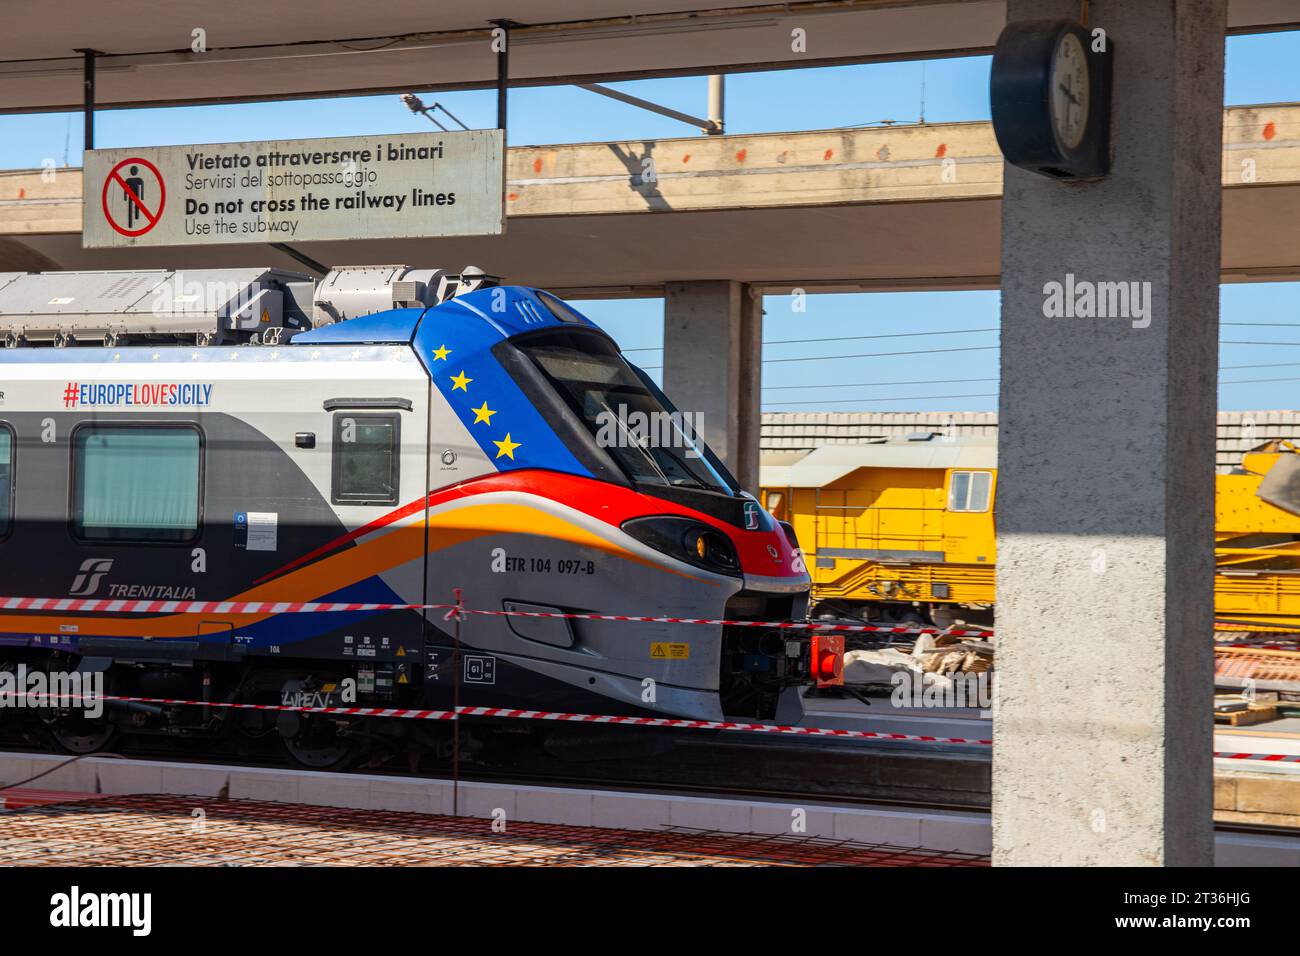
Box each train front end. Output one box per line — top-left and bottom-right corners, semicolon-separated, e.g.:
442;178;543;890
405;286;839;723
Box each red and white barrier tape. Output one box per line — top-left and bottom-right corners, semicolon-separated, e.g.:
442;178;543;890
1215;751;1300;763
10;595;1300;641
0;594;988;638
20;692;454;721
453;706;993;744
447;606;991;636
18;693;988;746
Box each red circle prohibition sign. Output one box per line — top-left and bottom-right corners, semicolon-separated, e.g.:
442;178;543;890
102;157;167;237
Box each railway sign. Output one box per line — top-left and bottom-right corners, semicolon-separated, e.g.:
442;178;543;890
83;130;505;248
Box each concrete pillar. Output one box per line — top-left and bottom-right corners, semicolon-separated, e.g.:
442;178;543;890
662;281;762;491
994;0;1224;865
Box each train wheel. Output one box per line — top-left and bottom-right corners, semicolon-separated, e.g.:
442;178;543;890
43;714;118;755
278;713;357;771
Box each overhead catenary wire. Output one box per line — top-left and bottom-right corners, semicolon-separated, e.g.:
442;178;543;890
619;327;1000;353
764;376;999;391
762;365;1300;392
761;376;1297;408
639;344;1001;371
620;322;1300;356
760;366;1300;406
636;341;1300;373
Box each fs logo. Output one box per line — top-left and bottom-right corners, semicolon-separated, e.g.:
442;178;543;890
743;500;761;531
69;558;114;596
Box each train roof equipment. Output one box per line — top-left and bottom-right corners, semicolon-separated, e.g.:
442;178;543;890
0;264;498;349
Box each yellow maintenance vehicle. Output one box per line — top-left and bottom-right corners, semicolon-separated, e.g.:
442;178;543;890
760;436;1300;632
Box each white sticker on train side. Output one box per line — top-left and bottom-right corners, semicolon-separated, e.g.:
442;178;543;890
245;512;278;552
464;655;496;685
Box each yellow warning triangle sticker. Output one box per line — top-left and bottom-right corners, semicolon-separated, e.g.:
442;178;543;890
651;644;666;658
396;647;406;657
260;309;271;324
398;672;409;684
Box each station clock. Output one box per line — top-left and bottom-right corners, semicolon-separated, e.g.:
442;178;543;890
989;19;1113;180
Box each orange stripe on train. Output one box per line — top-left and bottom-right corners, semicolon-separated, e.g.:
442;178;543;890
0;500;698;638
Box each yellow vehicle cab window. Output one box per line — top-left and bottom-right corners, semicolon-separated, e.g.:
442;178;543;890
949;470;993;512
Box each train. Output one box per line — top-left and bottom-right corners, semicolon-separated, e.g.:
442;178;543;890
0;264;835;768
760;434;1300;632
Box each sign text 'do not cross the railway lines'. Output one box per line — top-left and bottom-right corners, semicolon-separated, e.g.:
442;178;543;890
83;130;504;248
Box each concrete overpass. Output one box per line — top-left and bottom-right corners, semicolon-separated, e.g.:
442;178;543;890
1;103;1297;292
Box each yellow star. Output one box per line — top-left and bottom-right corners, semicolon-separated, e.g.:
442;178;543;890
450;370;472;392
471;401;496;425
493;433;521;460
432;344;451;361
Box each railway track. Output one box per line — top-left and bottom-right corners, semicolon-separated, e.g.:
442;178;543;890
0;712;990;808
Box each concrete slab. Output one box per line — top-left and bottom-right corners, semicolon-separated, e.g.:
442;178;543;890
93;759;163;796
453;781;518;822
591;792;674;830
750;802;836;838
228;767;301;804
515;786;594;827
159;764;232;798
831;808;924;848
368;777;451;815
920;813;995;855
0;754;34;790
297;772;370;810
1215;831;1300;867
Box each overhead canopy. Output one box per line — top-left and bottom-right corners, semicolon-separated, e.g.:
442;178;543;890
0;0;1295;113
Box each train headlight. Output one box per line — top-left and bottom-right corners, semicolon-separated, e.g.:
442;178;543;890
622;516;741;576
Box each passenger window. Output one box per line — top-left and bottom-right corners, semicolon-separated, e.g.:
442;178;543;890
72;426;201;543
332;414;400;505
0;426;12;538
948;471;992;512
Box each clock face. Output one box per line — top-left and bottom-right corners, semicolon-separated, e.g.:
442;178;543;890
1050;31;1090;150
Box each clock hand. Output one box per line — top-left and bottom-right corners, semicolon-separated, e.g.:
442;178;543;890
1058;83;1080;106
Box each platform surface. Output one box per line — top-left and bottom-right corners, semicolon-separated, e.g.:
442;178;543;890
0;792;989;867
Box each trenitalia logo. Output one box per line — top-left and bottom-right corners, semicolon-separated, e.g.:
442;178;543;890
62;382;214;409
70;558;114;596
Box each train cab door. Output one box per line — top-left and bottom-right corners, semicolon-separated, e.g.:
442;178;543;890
321;391;430;682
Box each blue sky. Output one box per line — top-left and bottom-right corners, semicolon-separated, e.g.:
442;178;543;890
0;31;1297;412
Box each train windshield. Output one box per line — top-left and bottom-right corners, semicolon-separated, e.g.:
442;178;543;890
516;329;733;493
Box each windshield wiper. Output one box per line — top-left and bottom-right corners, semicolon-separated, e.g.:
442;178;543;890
595;398;674;486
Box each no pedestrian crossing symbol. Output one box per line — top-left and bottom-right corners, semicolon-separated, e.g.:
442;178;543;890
101;157;166;238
